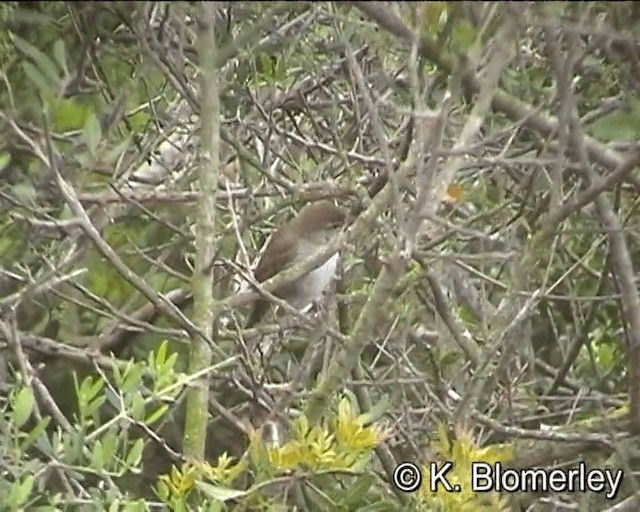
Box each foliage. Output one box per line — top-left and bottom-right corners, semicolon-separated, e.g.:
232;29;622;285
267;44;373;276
419;424;512;512
0;341;180;509
154;396;388;510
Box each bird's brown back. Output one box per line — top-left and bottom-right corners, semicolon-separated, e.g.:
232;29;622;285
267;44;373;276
245;201;345;328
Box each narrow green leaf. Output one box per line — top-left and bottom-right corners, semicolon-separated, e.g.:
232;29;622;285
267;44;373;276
101;429;119;469
195;482;248;502
155;479;170;501
53;98;89;131
65;430;85;465
83;112;102;155
53;39;69;76
21;416;51;452
165;353;178;370
86;395;106;419
79;375;93;398
304;486;338;509
155;340;169;368
8;480;22;508
79;375;104;403
591;110;640;142
11;9;55;26
22;61;51;94
12;183;36;204
358;395;390;425
130;391;146;422
122;364;144;393
104;387;120;410
146;404;168;425
124;500;147;512
340;474;376;506
452;20;477;52
0;151;11;171
112;363;124;388
440;351;461;368
104;136;132;165
17;475;35;507
91;440;105;471
355;501;400;512
91;377;104;400
126;438;144;467
12;387;35;428
12;32;60;85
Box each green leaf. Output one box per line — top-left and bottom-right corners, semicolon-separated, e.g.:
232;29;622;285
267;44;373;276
12;32;61;86
78;376;104;418
146;404;169;425
83;387;103;419
83;112;102;155
53;98;90;131
104;386;121;410
452;20;477;52
155;479;170;501
422;2;449;33
154;340;169;368
12;182;37;204
458;304;478;325
356;501;407;512
101;429;119;469
104;136;132;165
122;363;144;393
258;53;274;77
18;475;35;506
12;387;35;428
340;474;376;506
0;151;11;171
53;39;69;76
596;343;615;371
358;395;389;425
21;416;51;452
126;438;144;467
11;8;56;26
440;350;461;368
112;364;124;389
130;391;146;421
204;502;224;512
122;502;147;512
591;110;640;142
195;482;248;502
84;395;104;420
275;55;286;82
165;353;178;372
22;61;52;94
87;376;104;401
64;430;85;465
8;475;34;508
91;440;105;471
304;486;338;509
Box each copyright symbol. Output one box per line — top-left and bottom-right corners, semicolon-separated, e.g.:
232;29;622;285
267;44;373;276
392;462;422;493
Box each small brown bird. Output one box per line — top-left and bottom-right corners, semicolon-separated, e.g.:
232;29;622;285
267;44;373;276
245;200;346;328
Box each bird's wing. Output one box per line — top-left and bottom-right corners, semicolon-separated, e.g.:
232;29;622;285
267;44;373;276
253;230;298;282
245;230;298;328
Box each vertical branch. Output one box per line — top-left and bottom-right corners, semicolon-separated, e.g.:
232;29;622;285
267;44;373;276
183;2;220;459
